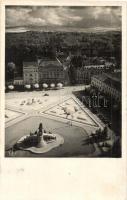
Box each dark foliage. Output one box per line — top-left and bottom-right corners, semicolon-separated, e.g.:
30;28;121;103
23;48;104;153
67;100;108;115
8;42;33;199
5;31;121;78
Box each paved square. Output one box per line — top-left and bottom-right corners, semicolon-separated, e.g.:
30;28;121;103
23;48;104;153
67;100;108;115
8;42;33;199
6;93;59;112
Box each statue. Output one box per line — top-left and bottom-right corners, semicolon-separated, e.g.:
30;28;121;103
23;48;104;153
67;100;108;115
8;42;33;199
36;123;46;148
11;122;64;153
38;123;43;136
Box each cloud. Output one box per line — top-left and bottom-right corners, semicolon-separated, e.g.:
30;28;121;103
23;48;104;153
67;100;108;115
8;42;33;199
6;6;121;29
6;6;82;27
72;6;121;29
6;7;46;27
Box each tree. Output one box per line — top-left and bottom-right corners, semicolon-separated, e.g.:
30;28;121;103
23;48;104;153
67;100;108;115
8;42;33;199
57;83;63;89
43;83;48;89
25;84;31;89
7;62;15;72
8;85;14;90
50;83;55;89
34;83;39;89
7;62;15;80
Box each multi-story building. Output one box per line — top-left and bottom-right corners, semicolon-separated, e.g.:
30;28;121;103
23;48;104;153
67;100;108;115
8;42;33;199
38;58;68;85
14;77;24;85
91;72;121;102
23;62;39;84
23;58;68;85
75;64;114;84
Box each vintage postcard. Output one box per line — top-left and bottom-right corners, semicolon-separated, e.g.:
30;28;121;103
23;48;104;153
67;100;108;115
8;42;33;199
4;4;123;158
0;0;127;199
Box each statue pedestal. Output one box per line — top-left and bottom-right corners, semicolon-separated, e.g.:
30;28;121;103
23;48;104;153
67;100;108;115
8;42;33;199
36;136;47;148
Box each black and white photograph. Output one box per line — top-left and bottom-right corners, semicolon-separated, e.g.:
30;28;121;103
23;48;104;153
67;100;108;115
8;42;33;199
5;5;122;158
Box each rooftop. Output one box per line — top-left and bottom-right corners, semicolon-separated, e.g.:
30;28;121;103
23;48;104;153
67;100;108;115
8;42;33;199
14;77;23;80
93;74;107;82
93;72;121;92
105;72;121;82
77;64;112;72
83;65;105;69
104;77;121;91
38;58;63;69
23;61;37;67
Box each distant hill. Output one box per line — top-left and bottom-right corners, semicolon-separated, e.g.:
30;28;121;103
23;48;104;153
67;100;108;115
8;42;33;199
6;26;121;33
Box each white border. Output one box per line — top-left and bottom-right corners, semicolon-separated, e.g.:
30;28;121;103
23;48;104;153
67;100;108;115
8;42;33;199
0;1;127;200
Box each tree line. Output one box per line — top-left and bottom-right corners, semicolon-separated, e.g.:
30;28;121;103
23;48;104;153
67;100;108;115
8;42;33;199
5;31;121;78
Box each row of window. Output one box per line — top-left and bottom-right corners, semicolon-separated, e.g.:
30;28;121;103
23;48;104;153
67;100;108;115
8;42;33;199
39;72;64;78
24;72;64;76
24;73;38;77
91;79;120;99
76;73;100;79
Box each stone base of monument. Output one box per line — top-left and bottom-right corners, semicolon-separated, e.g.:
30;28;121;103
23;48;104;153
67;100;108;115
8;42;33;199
36;136;47;148
17;134;64;154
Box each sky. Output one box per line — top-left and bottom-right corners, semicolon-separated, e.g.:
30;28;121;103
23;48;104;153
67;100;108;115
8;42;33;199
6;6;121;30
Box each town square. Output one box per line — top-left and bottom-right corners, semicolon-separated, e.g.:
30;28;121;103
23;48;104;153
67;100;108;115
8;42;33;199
5;6;121;157
5;85;116;157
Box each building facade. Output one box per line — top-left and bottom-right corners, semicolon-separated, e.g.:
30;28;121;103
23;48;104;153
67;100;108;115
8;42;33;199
91;73;121;102
38;58;68;84
14;77;24;85
75;64;114;84
23;58;68;85
23;62;39;84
